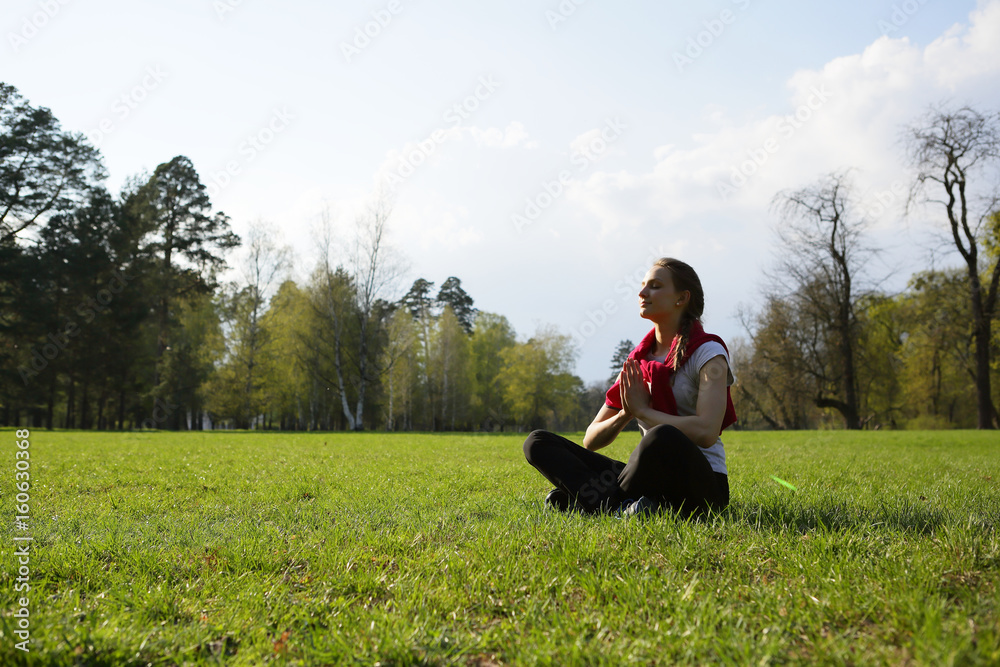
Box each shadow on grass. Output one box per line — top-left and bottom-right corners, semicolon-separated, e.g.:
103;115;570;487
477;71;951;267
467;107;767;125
723;497;954;535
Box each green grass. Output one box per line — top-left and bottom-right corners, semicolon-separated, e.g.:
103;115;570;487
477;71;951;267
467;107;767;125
1;429;998;665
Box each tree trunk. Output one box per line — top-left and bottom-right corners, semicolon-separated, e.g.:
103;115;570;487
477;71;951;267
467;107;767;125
972;313;994;429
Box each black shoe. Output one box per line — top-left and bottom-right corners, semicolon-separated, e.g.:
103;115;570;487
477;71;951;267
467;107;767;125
544;488;572;512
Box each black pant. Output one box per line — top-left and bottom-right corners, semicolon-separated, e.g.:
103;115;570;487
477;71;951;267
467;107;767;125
523;424;729;515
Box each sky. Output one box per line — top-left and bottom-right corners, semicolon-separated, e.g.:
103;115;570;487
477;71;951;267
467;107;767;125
4;0;1000;385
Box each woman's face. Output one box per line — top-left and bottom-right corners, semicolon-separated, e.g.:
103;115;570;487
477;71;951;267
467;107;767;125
638;266;687;321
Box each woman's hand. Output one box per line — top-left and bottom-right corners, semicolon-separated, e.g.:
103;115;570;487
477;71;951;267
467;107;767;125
620;358;650;419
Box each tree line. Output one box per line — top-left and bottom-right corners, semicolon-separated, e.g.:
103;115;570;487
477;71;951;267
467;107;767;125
0;82;596;431
1;81;998;430
736;105;1000;430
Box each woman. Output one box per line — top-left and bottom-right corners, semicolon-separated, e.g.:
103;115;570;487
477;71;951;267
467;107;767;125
523;257;737;516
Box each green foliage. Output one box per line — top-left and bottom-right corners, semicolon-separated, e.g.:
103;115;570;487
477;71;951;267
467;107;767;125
499;326;582;431
436;277;476;335
470;312;516;430
608;339;634;385
4;81;996;434
735;297;819;429
156;293;225;429
257;280;315;430
428;306;474;430
2;429;997;665
894;269;979;428
0;83;106;243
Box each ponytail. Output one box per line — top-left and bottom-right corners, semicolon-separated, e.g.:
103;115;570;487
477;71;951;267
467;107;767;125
670;312;697;369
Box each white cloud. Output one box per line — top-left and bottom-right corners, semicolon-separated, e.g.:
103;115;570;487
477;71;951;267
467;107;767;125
568;0;1000;237
348;1;1000;383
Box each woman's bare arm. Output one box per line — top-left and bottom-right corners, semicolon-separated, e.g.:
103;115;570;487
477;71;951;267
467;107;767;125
583;404;633;451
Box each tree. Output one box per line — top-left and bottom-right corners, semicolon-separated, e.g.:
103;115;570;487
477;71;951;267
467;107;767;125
158;292;225;429
896;269;979;427
608;339;634;385
735;298;818;429
904;104;1000;428
312;190;402;430
768;170;877;429
470;312;516;430
430;306;473;430
308;262;361;430
210;221;290;427
0;82;106;244
400;278;435;319
499;326;582;431
136;155;240;402
4;187;151;430
382;306;419;431
348;191;404;429
398;277;436;427
437;277;476;334
258;280;315;430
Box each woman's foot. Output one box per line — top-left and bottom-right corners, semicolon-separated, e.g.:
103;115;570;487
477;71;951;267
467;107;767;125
544;488;572;511
621;496;663;517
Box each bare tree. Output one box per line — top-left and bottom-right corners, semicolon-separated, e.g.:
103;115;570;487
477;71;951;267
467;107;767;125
349;187;406;429
766;169;878;429
236;220;291;426
311;187;405;430
904;104;1000;429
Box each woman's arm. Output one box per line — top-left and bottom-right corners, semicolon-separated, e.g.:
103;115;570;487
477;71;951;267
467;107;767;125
583;404;633;451
621;355;729;448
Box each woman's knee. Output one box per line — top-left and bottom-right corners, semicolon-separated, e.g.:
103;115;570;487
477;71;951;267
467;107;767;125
636;424;685;457
522;429;554;464
646;424;685;442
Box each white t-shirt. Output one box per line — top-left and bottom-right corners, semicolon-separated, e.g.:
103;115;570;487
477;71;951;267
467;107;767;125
636;341;734;475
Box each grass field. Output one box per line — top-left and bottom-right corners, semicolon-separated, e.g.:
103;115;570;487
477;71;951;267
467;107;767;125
1;429;998;665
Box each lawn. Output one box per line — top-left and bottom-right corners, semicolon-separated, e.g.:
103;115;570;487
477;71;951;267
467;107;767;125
1;429;998;665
